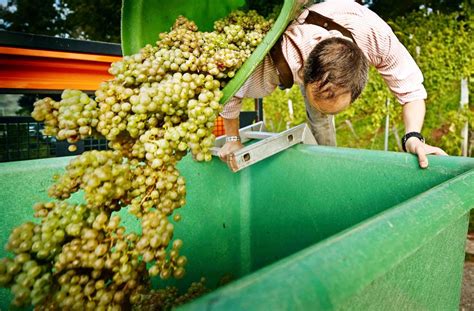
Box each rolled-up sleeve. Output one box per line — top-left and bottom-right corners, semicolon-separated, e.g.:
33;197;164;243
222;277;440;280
220;97;243;119
220;55;280;119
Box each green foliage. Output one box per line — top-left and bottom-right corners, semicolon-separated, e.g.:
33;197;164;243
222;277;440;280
243;85;307;132
439;107;474;155
390;8;473;154
245;0;283;18
338;67;402;138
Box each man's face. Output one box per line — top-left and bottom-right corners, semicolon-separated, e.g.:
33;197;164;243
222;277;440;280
305;82;352;115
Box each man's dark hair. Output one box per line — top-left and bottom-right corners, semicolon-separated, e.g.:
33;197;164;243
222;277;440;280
303;37;369;102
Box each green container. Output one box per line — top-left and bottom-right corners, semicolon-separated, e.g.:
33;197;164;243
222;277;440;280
1;146;473;309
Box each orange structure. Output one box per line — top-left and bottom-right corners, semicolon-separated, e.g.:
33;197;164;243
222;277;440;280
0;31;123;92
0;46;121;91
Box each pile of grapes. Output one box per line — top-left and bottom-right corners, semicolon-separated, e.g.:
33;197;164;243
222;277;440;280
0;10;273;310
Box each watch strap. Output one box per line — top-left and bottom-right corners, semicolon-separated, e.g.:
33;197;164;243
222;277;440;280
402;132;425;152
225;136;241;142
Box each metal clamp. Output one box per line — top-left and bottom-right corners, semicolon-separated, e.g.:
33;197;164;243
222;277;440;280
211;122;317;172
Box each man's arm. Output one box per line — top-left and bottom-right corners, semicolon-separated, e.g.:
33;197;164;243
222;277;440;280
217;55;280;166
403;100;447;168
218;95;245;167
362;9;448;167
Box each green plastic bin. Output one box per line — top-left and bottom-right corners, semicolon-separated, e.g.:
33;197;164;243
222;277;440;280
1;146;473;309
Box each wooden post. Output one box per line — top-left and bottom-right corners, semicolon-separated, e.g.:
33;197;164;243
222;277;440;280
392;125;403;151
460;78;469;157
344;120;359;139
384;98;390;151
286;89;294;130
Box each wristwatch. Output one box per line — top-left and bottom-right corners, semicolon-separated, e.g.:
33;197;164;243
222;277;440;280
402;132;425;152
225;136;241;142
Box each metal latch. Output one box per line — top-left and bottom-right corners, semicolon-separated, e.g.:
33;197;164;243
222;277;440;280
211;121;317;172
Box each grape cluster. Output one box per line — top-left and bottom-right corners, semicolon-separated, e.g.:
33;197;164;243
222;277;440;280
134;277;209;311
5;222;36;255
48;208;151;310
0;202;101;306
31;97;60;136
48;150;132;209
138;211;186;280
32;202;98;260
128;161;186;216
50;264;147;310
0;256;52;306
214;10;273;48
12;9;275;310
32;90;99;144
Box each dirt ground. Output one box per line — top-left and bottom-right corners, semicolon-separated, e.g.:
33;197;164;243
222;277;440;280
461;261;474;310
461;239;474;311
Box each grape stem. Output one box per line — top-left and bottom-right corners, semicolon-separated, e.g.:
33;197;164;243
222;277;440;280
140;180;157;206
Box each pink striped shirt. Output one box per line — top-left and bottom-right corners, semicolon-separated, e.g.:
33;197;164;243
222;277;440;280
221;0;427;119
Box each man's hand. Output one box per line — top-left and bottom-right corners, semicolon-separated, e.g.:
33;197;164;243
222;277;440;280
218;141;244;171
219;117;244;171
405;137;448;169
402;100;447;168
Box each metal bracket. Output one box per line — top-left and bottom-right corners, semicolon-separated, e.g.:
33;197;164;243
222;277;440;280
211;121;317;172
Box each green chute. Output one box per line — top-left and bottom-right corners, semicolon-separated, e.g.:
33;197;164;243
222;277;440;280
121;0;303;104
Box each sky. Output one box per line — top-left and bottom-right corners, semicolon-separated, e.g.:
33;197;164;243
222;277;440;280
0;95;22;116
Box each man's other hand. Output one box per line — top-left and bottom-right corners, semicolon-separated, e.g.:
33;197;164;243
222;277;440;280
218;141;244;171
405;137;448;169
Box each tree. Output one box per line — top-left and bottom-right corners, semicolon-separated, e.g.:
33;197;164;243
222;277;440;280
0;0;64;36
60;0;121;42
0;0;120;42
369;0;468;19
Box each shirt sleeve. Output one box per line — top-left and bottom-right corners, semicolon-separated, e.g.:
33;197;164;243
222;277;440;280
220;55;280;119
372;23;427;104
220;96;243;119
